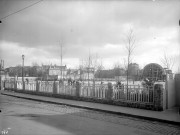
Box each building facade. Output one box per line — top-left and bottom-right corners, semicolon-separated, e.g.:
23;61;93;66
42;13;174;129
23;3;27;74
49;65;67;79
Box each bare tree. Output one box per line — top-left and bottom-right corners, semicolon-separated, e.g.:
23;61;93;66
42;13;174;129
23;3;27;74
124;29;137;89
96;58;104;80
79;51;102;85
161;51;175;71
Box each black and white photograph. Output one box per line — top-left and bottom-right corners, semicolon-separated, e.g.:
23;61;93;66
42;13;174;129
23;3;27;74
0;0;180;134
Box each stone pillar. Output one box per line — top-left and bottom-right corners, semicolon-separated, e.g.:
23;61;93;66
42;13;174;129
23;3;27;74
175;74;180;107
53;81;57;94
154;84;166;111
14;81;17;90
107;83;113;100
36;81;39;92
22;81;25;90
76;81;80;97
92;80;95;97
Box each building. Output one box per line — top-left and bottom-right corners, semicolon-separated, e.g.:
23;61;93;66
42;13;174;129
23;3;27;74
49;65;67;79
128;63;140;81
80;67;94;80
128;63;139;76
67;69;81;80
67;67;94;80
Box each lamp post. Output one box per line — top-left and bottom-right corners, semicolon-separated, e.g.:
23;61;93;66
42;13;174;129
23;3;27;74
22;55;25;84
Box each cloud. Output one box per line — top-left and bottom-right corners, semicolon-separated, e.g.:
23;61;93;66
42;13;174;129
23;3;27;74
1;1;179;47
0;1;180;72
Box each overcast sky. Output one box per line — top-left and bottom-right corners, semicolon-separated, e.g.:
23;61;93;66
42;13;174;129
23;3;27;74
0;0;180;72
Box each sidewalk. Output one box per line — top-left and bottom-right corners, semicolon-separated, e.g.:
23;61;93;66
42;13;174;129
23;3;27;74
1;90;180;125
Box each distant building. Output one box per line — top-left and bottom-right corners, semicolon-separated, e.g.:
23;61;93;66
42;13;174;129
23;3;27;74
80;67;94;80
128;63;139;76
7;66;31;77
128;63;140;81
115;76;126;81
67;67;94;80
49;65;67;79
67;69;81;80
41;65;50;73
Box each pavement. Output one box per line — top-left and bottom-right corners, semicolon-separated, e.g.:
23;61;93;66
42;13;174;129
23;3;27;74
1;90;180;125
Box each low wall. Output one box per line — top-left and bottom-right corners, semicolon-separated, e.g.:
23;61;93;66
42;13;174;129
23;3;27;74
166;79;176;109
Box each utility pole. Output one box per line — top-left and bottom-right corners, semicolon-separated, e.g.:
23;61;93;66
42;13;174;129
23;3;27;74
60;41;63;80
179;20;180;73
22;55;25;89
22;55;24;82
88;49;90;87
0;60;3;90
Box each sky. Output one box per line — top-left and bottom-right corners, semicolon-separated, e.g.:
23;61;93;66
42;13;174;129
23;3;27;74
0;0;180;72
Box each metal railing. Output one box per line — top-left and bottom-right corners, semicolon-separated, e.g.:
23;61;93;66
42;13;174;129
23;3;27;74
4;80;154;104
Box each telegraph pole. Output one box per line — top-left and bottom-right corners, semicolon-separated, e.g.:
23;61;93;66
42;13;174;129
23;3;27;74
22;55;25;84
60;41;63;80
179;20;180;73
88;49;91;87
0;60;3;90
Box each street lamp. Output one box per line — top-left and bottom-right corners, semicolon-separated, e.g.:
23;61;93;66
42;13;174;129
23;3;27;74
22;55;25;84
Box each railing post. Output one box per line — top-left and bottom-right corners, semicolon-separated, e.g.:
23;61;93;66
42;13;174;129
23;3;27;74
154;84;166;111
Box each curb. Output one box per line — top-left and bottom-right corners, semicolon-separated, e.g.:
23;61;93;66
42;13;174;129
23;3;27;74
1;92;180;126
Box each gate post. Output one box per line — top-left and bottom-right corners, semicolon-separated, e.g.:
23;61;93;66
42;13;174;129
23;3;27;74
154;84;166;111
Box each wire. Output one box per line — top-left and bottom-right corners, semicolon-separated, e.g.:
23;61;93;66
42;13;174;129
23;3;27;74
0;0;44;21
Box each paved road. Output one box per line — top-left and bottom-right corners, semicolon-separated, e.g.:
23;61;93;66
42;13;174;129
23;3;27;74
0;94;180;135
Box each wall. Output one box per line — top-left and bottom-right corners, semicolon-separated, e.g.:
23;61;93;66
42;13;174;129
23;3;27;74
166;79;176;108
175;74;180;107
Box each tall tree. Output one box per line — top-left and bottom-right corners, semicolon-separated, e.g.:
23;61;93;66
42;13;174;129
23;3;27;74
161;51;175;71
96;58;104;79
124;29;137;90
